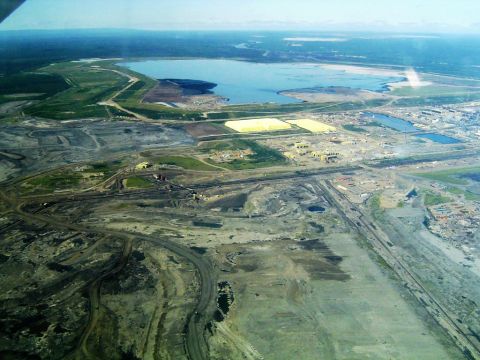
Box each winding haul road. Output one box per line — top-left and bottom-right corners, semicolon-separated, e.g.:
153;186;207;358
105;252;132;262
0;190;216;360
3;147;480;359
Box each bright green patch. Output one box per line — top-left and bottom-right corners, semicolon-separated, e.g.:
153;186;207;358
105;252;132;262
394;93;480;107
444;186;480;201
0;72;70;99
155;156;218;171
343;124;367;133
29;174;80;188
83;162;122;175
24;62;129;119
26;173;82;192
445;186;464;195
390;85;480;97
125;177;153;189
465;191;480;201
364;121;384;127
200;139;286;170
369;194;385;220
414;167;480;185
424;192;451;206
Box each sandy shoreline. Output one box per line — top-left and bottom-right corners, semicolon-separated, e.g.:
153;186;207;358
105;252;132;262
319;63;405;77
319;63;432;89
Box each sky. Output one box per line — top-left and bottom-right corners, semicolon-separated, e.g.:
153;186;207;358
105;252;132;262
1;0;480;33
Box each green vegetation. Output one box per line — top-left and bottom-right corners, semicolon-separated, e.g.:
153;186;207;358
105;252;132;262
415;167;480;185
369;150;478;169
445;186;464;196
125;177;153;189
205;99;389;121
465;191;480;201
393;93;480;107
10;58;480;122
369;194;385;220
107;107;136;118
23;61;129;119
424;192;451;206
20;161;124;194
84;162;123;175
27;173;82;192
104;65;207;121
343;124;367;133
364;121;384;127
414;167;480;202
222;102;329;114
445;186;480;201
154;155;219;171
0;72;70;100
390;85;480;98
121;104;204;121
423;74;480;87
200;139;286;170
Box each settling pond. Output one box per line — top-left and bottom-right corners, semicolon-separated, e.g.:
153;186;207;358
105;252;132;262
363;112;461;144
120;59;404;104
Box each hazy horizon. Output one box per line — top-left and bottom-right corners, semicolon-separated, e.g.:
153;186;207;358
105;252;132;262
1;0;480;34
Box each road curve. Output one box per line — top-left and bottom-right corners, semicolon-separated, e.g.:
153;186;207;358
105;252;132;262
1;191;216;360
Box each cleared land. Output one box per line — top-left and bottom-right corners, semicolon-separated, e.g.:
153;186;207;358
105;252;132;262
287;119;336;133
225;118;291;133
185;123;227;138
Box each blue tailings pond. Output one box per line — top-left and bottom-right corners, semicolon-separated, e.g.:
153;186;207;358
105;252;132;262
362;112;460;144
415;133;461;144
308;205;326;213
120;59;404;104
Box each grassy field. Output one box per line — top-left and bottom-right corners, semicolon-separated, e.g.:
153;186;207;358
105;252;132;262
343;124;367;133
200;139;286;170
21;161;123;194
444;186;480;201
202;99;391;121
415;166;480;185
0;72;69;100
414;167;480;202
154;155;219;171
24;172;82;193
390;85;480;97
5;60;206;121
23;62;129;119
424;192;451;206
29;173;81;188
125;177;153;189
84;161;123;175
393;92;480;107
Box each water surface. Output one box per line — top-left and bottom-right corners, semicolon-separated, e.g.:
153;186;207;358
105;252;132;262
363;112;461;144
363;112;418;132
415;133;461;144
121;59;404;104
